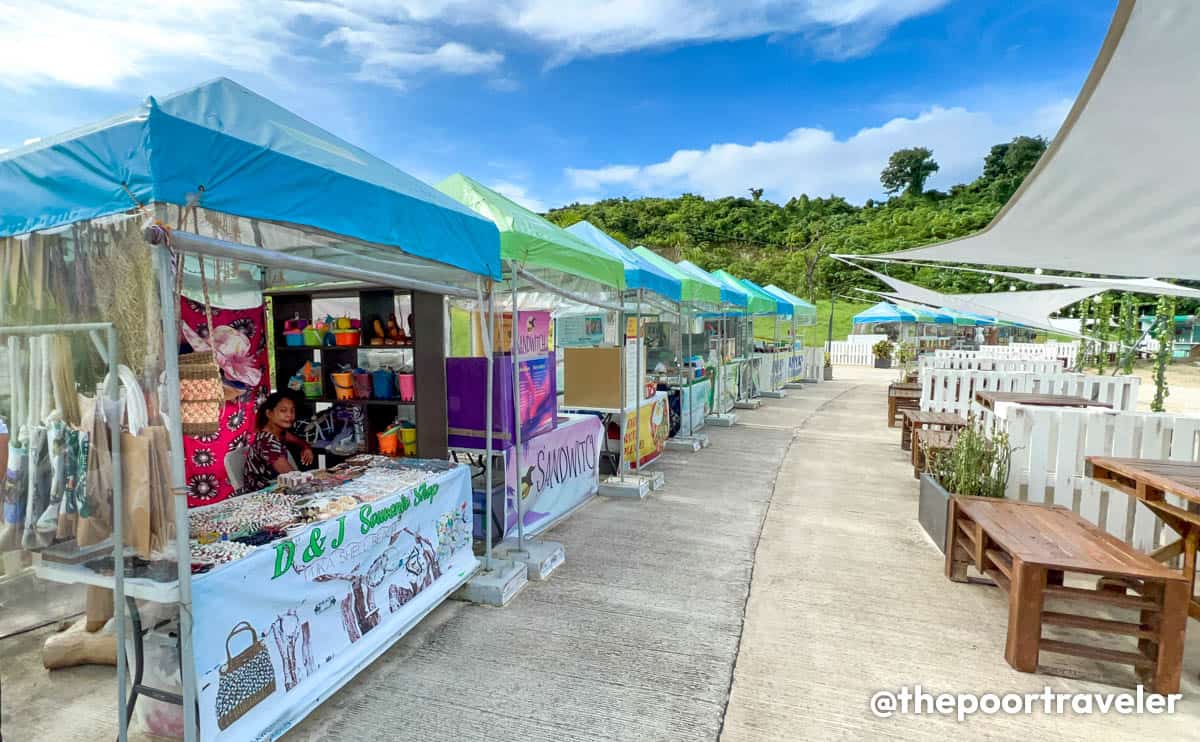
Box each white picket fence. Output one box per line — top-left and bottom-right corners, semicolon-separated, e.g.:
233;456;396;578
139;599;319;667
920;357;1063;374
829;340;883;366
920;370;1140;418
979;342;1079;366
995;405;1200;553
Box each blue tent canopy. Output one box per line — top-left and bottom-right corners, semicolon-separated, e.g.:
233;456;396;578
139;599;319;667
763;285;818;325
676;260;748;307
738;278;791;316
0;77;501;279
853;302;917;324
565;221;682;302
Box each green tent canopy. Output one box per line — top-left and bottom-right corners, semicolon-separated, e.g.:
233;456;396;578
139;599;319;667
710;271;775;315
763;285;818;325
632;246;722;305
436;174;625;288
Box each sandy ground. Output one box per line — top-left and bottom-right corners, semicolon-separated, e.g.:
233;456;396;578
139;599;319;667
1130;359;1200;413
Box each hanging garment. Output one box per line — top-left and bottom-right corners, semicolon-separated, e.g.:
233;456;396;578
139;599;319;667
180;301;267;507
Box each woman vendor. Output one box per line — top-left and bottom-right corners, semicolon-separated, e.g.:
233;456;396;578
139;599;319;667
243;392;314;492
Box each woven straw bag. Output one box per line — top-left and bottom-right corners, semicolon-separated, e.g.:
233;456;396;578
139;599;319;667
215;621;276;729
174;223;223;437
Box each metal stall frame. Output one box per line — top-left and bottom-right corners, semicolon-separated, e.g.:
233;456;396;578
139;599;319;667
143;225;484;742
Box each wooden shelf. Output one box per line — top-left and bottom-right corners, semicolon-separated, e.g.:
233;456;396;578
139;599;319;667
276;344;413;351
298;397;415;406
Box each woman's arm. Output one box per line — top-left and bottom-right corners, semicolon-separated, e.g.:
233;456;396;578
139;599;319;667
281;432;314;466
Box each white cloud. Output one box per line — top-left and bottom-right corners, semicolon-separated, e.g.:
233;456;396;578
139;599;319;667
491;181;548;212
565;99;1071;204
0;1;501;92
505;0;948;62
0;1;948;93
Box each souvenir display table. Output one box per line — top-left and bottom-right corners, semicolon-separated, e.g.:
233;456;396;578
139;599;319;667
38;457;475;741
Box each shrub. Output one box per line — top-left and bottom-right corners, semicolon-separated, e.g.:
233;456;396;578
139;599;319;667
872;339;893;360
927;421;1012;499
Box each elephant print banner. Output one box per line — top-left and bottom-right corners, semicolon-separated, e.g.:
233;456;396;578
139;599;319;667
192;464;476;741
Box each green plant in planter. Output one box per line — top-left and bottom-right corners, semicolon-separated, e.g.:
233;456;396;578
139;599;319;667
927;421;1012;498
897;342;916;365
872;339;893;361
823;351;832;367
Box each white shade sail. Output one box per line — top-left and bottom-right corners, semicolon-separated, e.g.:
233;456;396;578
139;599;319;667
874;1;1200;279
846;256;1200;299
850;264;1096;337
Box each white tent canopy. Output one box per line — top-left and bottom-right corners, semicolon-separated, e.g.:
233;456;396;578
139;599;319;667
847;263;1096;337
871;1;1200;279
846;256;1200;299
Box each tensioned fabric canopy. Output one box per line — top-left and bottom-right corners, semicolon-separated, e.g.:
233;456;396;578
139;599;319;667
436;174;624;289
853;302;917;324
846;256;1200;299
0;77;502;280
849;262;1100;328
763;285;818;325
875;294;986;326
676;262;747;308
738;278;791;316
564;220;681;302
711;270;774;314
871;1;1200;279
631;247;722;305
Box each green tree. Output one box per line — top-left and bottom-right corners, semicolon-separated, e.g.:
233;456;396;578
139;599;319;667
748;187;764;201
880;147;939;196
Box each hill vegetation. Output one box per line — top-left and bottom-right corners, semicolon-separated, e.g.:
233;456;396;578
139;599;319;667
545;136;1051;303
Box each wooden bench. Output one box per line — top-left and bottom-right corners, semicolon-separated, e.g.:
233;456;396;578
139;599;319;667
913;429;956;479
900;409;967;452
946;496;1189;694
887;383;920;428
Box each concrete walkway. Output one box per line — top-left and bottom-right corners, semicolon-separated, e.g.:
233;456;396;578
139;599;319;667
8;368;1200;740
291;381;847;741
720;366;1200;741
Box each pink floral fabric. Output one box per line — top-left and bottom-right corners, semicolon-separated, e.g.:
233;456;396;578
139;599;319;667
181;301;268;507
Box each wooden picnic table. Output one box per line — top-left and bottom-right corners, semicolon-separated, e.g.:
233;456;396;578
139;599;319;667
974;391;1113;411
900;409;967;452
888;382;921;428
1085;456;1200;621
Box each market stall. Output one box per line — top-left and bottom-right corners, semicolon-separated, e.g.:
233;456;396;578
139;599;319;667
632;248;725;442
706;270;777;406
737;277;797;398
672;261;750;422
563;221;684;495
0;78;502;742
761;284;818;384
436;175;624;576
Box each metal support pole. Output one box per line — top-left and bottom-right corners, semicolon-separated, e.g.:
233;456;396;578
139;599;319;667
682;306;692;437
106;326;129;742
510;266;526;553
153;245;200;742
634;289;642;474
618;300;627;483
483;279;495;570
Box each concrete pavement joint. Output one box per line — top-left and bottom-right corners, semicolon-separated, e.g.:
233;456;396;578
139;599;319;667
714;382;865;740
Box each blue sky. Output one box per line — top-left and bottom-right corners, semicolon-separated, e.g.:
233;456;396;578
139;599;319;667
0;1;1115;210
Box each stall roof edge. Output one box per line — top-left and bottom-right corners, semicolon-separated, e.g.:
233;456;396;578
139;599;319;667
0;77;502;281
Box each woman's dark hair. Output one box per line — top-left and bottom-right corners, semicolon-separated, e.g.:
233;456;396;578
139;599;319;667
256;391;296;429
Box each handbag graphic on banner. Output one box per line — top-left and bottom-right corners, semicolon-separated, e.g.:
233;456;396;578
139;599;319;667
215;621;277;730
